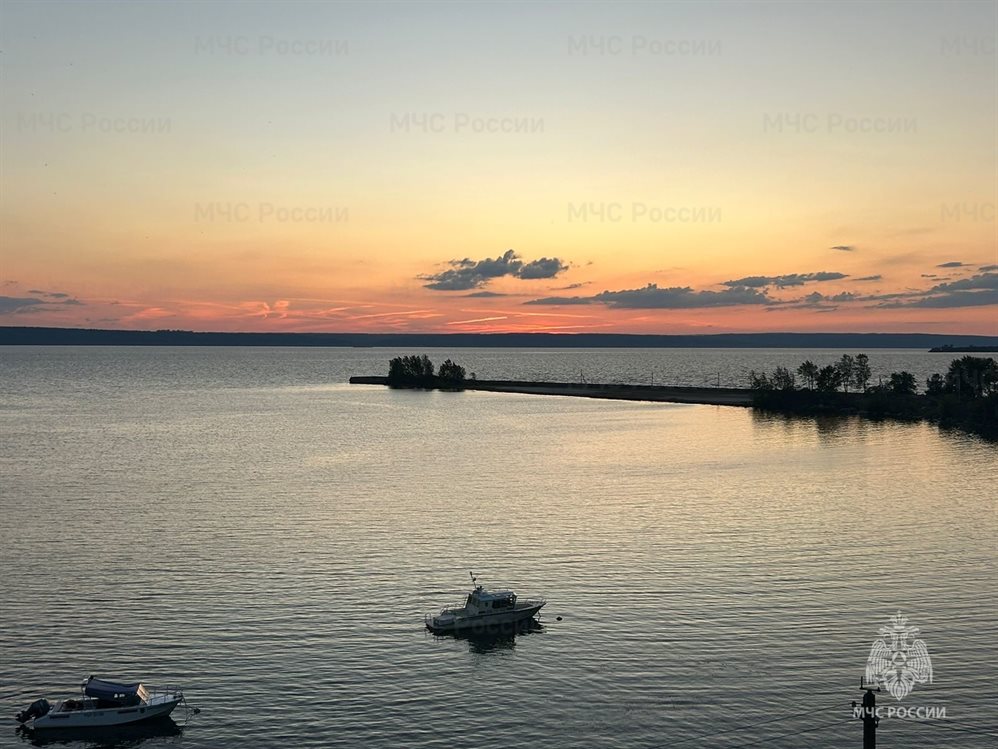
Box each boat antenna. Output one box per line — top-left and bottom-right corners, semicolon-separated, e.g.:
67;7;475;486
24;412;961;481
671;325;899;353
470;570;479;589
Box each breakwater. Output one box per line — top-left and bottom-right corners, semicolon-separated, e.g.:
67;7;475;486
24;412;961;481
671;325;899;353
348;376;754;406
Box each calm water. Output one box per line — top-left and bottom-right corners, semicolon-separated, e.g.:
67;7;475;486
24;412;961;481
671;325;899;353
1;347;996;748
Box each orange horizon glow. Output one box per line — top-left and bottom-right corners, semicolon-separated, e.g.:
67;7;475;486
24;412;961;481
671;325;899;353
2;269;995;336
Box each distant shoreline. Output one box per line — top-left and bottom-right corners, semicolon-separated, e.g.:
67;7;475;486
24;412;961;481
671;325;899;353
928;345;998;353
2;326;996;349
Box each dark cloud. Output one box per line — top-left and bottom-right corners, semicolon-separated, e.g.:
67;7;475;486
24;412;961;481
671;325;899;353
854;275;882;282
980;264;998;272
870;273;998;308
525;295;597;306
555;281;592;290
597;284;773;308
526;270;998;312
526;283;772;309
27;289;71;298
928;272;998;293
768;291;858;310
0;296;45;314
517;257;569;280
830;245;855;252
421;249;522;291
858;291;923;302
936;261;965;268
464;290;508;298
722;272;848;288
805;291;857;303
0;293;83;313
877;290;998;308
421;249;567;290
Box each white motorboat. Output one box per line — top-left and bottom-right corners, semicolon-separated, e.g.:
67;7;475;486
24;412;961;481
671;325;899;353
16;676;186;729
426;573;545;633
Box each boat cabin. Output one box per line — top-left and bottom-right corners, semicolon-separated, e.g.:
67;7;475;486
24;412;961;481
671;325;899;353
466;587;517;613
80;677;148;708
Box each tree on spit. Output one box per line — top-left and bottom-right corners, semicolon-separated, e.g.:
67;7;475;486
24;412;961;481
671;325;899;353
437;359;467;388
387;355;436;387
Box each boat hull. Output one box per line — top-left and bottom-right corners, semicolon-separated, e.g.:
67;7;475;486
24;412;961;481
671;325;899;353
426;602;545;633
30;697;181;729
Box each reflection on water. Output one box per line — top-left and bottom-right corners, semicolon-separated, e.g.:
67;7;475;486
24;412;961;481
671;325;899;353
750;408;867;442
432;618;545;654
16;719;183;748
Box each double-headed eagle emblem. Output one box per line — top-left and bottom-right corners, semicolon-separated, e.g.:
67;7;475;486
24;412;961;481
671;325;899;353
865;611;933;700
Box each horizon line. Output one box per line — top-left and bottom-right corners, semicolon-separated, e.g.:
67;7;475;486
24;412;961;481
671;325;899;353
2;325;996;341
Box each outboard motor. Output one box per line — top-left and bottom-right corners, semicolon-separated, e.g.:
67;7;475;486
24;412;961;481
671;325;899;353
15;698;50;724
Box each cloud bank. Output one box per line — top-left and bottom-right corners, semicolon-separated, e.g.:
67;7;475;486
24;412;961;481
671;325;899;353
526;283;772;309
721;272;848;288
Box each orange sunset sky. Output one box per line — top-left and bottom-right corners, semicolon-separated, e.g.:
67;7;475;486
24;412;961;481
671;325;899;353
1;2;995;335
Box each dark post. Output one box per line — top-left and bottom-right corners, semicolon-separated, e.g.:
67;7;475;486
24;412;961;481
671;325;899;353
853;682;878;749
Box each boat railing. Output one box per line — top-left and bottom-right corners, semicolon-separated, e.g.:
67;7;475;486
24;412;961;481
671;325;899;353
518;597;546;608
430;602;466;617
142;684;184;700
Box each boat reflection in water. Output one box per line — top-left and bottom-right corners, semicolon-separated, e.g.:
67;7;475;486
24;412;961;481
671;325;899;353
432;617;545;654
15;717;183;747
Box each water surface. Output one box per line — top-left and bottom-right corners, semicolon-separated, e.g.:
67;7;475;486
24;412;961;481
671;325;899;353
1;347;995;747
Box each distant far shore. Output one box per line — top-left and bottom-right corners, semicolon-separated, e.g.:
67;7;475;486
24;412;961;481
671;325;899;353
2;326;997;349
928;345;998;353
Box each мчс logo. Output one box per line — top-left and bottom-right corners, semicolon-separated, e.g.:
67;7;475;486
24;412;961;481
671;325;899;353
864;611;933;700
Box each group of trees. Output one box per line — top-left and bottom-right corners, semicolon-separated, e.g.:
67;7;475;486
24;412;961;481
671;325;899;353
749;354;998;400
926;356;998;399
387;355;467;388
750;353;882;394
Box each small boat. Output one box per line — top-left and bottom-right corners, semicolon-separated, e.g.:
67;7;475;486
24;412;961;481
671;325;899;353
16;676;186;729
425;573;545;633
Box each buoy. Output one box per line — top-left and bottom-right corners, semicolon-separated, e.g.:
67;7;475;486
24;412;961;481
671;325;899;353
556;616;563;621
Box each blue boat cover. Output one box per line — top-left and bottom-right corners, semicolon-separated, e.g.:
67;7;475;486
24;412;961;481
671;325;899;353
84;678;141;700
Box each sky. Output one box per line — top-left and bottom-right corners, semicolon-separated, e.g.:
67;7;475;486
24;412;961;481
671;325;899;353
1;1;995;334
